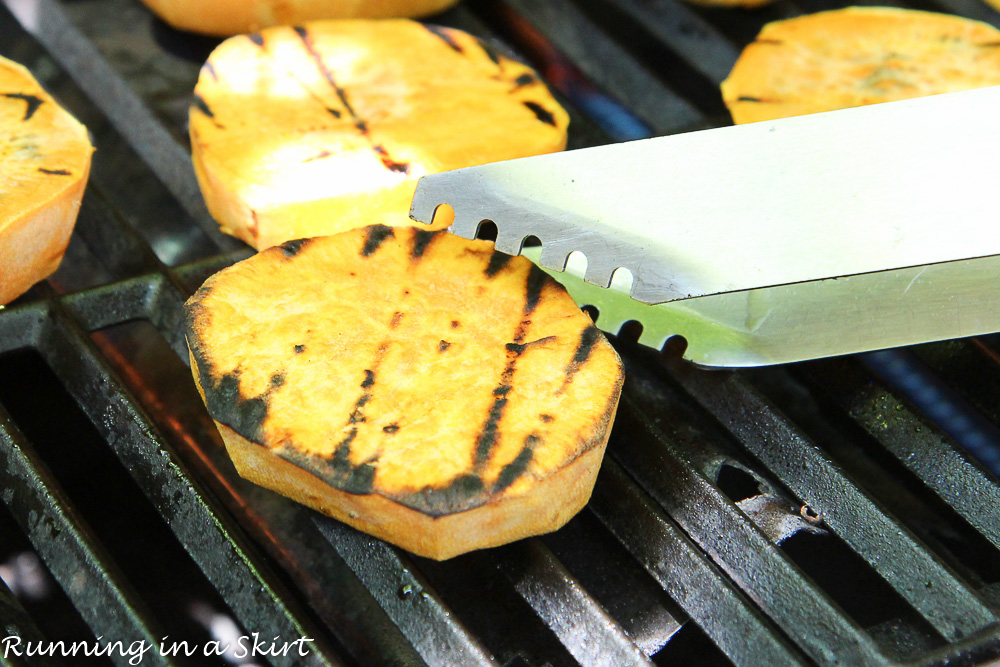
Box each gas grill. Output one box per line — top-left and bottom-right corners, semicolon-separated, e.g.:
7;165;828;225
2;0;1000;664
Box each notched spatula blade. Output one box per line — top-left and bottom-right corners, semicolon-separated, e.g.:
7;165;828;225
411;87;1000;366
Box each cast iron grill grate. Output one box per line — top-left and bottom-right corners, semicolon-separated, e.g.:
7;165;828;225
1;0;999;664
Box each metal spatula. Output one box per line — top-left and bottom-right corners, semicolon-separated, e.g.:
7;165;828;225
410;86;1000;367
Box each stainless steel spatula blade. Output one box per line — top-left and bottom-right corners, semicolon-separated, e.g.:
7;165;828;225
410;87;1000;366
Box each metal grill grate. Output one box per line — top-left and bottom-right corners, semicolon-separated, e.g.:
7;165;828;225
2;0;1000;664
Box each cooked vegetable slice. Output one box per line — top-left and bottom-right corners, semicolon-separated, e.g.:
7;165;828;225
0;56;93;304
721;8;1000;124
190;19;569;251
185;225;623;560
139;0;461;37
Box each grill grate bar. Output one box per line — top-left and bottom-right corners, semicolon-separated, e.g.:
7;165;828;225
800;357;1000;551
313;517;497;667
589;460;807;666
594;0;741;85
0;407;172;667
493;538;654;666
670;364;998;643
608;384;886;664
33;306;342;667
488;0;704;135
0;579;55;667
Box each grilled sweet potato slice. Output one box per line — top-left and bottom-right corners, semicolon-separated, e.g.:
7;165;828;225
190;20;569;251
1;56;93;304
721;8;1000;125
185;225;623;560
139;0;460;37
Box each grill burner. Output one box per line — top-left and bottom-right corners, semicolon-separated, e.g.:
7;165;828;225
2;0;1000;664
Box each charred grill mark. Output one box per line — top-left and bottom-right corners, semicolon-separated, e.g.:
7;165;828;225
474;267;549;469
485;250;513;278
506;336;556;355
425;24;464;53
277;445;376;495
493;435;538;493
373;145;409;174
294;344;306;354
192;94;215;118
382;423;399;434
560;326;601;392
38;168;71;176
540;414;554;423
438;340;451;352
524;264;548;314
737;96;766;103
524;101;557;126
203;61;218;81
513;73;537;89
279;238;310;257
362;225;395;256
248;32;265;47
294;26;357;116
411;229;438;259
186;323;272;445
3;93;44;121
294;26;411;174
451;320;460;329
326;107;342;118
270;372;285;387
304;150;331;162
400;473;485;517
476;39;503;65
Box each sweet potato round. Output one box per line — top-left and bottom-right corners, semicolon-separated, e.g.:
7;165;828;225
1;56;92;304
190;19;569;250
139;0;461;36
185;226;624;559
721;8;1000;124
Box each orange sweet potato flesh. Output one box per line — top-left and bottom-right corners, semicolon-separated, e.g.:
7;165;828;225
185;226;624;559
139;0;461;36
1;56;93;304
721;7;1000;125
189;19;569;250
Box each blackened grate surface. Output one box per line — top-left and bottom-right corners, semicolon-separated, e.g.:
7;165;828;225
1;0;1000;665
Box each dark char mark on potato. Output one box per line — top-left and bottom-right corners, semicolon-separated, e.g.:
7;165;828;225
187;324;270;444
362;225;395;256
485;250;513;278
425;24;464;53
3;93;44;121
411;229;438;259
474;265;548;470
399;474;485;516
279;237;311;257
38;168;71;176
493;435;538;493
560;326;601;392
294;25;411;173
523;101;556;126
191;94;216;118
